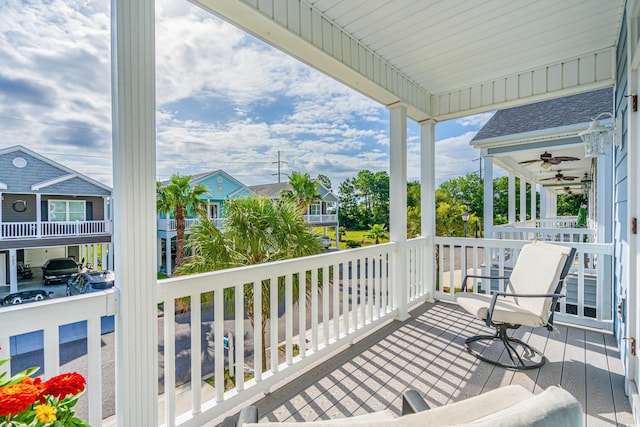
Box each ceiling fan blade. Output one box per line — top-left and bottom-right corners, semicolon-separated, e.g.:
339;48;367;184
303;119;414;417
563;176;578;180
549;158;562;165
553;156;580;162
518;159;539;165
539;177;555;181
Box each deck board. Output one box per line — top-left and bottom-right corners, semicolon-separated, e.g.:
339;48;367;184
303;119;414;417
215;302;633;426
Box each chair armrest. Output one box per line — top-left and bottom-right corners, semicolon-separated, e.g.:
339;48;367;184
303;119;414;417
402;389;430;415
221;406;259;427
461;274;510;292
486;292;565;327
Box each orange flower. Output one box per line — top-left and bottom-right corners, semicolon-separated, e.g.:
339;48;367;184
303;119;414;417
0;383;40;416
44;372;86;399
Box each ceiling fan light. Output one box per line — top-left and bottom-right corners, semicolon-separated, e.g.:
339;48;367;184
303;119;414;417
541;161;552;169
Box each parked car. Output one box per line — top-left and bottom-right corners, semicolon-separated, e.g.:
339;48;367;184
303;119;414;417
0;289;52;306
318;235;332;249
66;270;115;296
42;258;80;286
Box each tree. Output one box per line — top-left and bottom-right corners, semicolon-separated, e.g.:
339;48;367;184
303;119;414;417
280;171;321;215
156;175;209;268
367;223;388;244
178;196;322;370
337;170;390;229
316;174;332;190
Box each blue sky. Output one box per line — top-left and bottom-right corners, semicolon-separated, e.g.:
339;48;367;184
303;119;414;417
0;0;493;189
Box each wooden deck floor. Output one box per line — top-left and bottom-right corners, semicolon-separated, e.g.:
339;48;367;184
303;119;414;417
246;301;634;426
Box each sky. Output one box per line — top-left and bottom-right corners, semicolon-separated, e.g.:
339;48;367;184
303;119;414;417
0;0;493;190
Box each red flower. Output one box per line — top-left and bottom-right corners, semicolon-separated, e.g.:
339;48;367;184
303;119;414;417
22;377;47;403
44;372;86;399
0;383;40;416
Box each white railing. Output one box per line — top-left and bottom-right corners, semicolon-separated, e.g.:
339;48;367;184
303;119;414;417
302;214;338;224
0;290;117;427
492;226;596;243
434;236;614;330
157;243;400;427
0;220;111;239
156;218;223;232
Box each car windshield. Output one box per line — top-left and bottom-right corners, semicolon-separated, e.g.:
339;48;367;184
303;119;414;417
47;259;77;269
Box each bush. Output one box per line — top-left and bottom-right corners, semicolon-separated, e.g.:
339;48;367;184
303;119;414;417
346;240;362;248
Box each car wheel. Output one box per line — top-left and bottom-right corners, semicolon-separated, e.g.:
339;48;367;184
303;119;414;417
11;297;22;305
34;294;44;301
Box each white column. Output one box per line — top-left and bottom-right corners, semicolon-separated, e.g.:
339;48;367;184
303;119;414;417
35;193;41;237
530;182;537;221
92;244;99;271
540;187;547;219
112;0;158;424
519;177;527;222
420;119;436;302
483;157;494;238
9;249;17;293
389;102;409;320
546;191;557;218
165;237;172;277
508;171;516;224
107;243;114;271
157;237;163;270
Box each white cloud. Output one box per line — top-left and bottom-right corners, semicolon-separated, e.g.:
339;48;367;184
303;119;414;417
456;112;494;127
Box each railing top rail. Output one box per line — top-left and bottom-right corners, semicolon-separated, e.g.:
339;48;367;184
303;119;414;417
492;226;596;234
0;290;117;338
158;242;397;301
434;236;613;254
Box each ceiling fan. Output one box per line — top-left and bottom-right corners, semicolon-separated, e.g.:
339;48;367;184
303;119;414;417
519;151;580;169
540;171;579;183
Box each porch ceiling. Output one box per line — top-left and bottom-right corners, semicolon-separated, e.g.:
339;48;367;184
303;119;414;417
194;0;623;121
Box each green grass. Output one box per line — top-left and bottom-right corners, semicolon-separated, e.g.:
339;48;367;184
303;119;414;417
157;272;169;280
311;227;390;249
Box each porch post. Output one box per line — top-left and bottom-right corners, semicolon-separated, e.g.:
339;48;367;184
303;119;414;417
111;0;158;424
530;182;537;221
483;156;494;238
9;249;17;293
508;171;516;224
540;187;547;219
420;119;436;302
519;177;527;222
36;193;41;237
389;102;409;320
165;236;172;276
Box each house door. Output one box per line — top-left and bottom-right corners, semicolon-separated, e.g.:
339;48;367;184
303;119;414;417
209;203;220;219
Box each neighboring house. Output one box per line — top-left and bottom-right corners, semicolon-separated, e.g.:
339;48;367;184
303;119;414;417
0;145;112;294
248;181;340;245
157;170;254;275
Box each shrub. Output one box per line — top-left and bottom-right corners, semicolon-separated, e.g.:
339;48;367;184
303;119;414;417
346;240;362;248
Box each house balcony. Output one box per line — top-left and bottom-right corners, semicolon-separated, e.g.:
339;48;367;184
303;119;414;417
0;236;622;426
0;220;112;240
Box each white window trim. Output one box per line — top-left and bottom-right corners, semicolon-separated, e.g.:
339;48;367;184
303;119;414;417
48;199;86;222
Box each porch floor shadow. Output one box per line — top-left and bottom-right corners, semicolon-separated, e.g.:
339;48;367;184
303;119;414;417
222;301;634;426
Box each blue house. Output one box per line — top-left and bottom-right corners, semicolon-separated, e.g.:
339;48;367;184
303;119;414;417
157;169;254;275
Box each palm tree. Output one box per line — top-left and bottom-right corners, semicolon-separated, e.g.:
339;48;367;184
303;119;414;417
179;196;323;370
367;223;388;245
156;175;209;268
280;171;321;216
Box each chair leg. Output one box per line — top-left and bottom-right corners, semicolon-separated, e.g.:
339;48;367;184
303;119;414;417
465;326;546;370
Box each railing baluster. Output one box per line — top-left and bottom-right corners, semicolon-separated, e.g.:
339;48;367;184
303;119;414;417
333;262;340;340
235;284;244;392
164;298;176;425
448;244;455;295
322;266;329;347
298;270;306;358
311;268;318;352
285;274;293;365
367;257;373;322
214;290;224;403
253;280;262;382
191;293;202;413
86;316;102;427
270;276;279;373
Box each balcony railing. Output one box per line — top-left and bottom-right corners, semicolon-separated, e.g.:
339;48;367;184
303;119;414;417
0;220;112;240
0;236;614;426
302;213;338;224
434;236;613;330
492;226;596;243
157;214;337;233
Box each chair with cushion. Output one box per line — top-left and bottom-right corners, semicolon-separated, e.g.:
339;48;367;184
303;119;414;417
456;241;576;370
222;384;583;426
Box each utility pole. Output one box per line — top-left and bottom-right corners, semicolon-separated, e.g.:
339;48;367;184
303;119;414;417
272;150;288;183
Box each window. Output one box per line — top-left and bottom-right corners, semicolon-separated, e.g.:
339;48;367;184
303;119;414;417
48;200;86;221
209;203;220;219
309;204;322;215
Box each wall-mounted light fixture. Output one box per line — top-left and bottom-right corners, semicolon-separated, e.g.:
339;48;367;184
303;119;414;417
579;112;619;158
580;173;593;193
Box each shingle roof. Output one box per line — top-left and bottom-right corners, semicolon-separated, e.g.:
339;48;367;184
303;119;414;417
248;182;290;199
472;88;613;142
